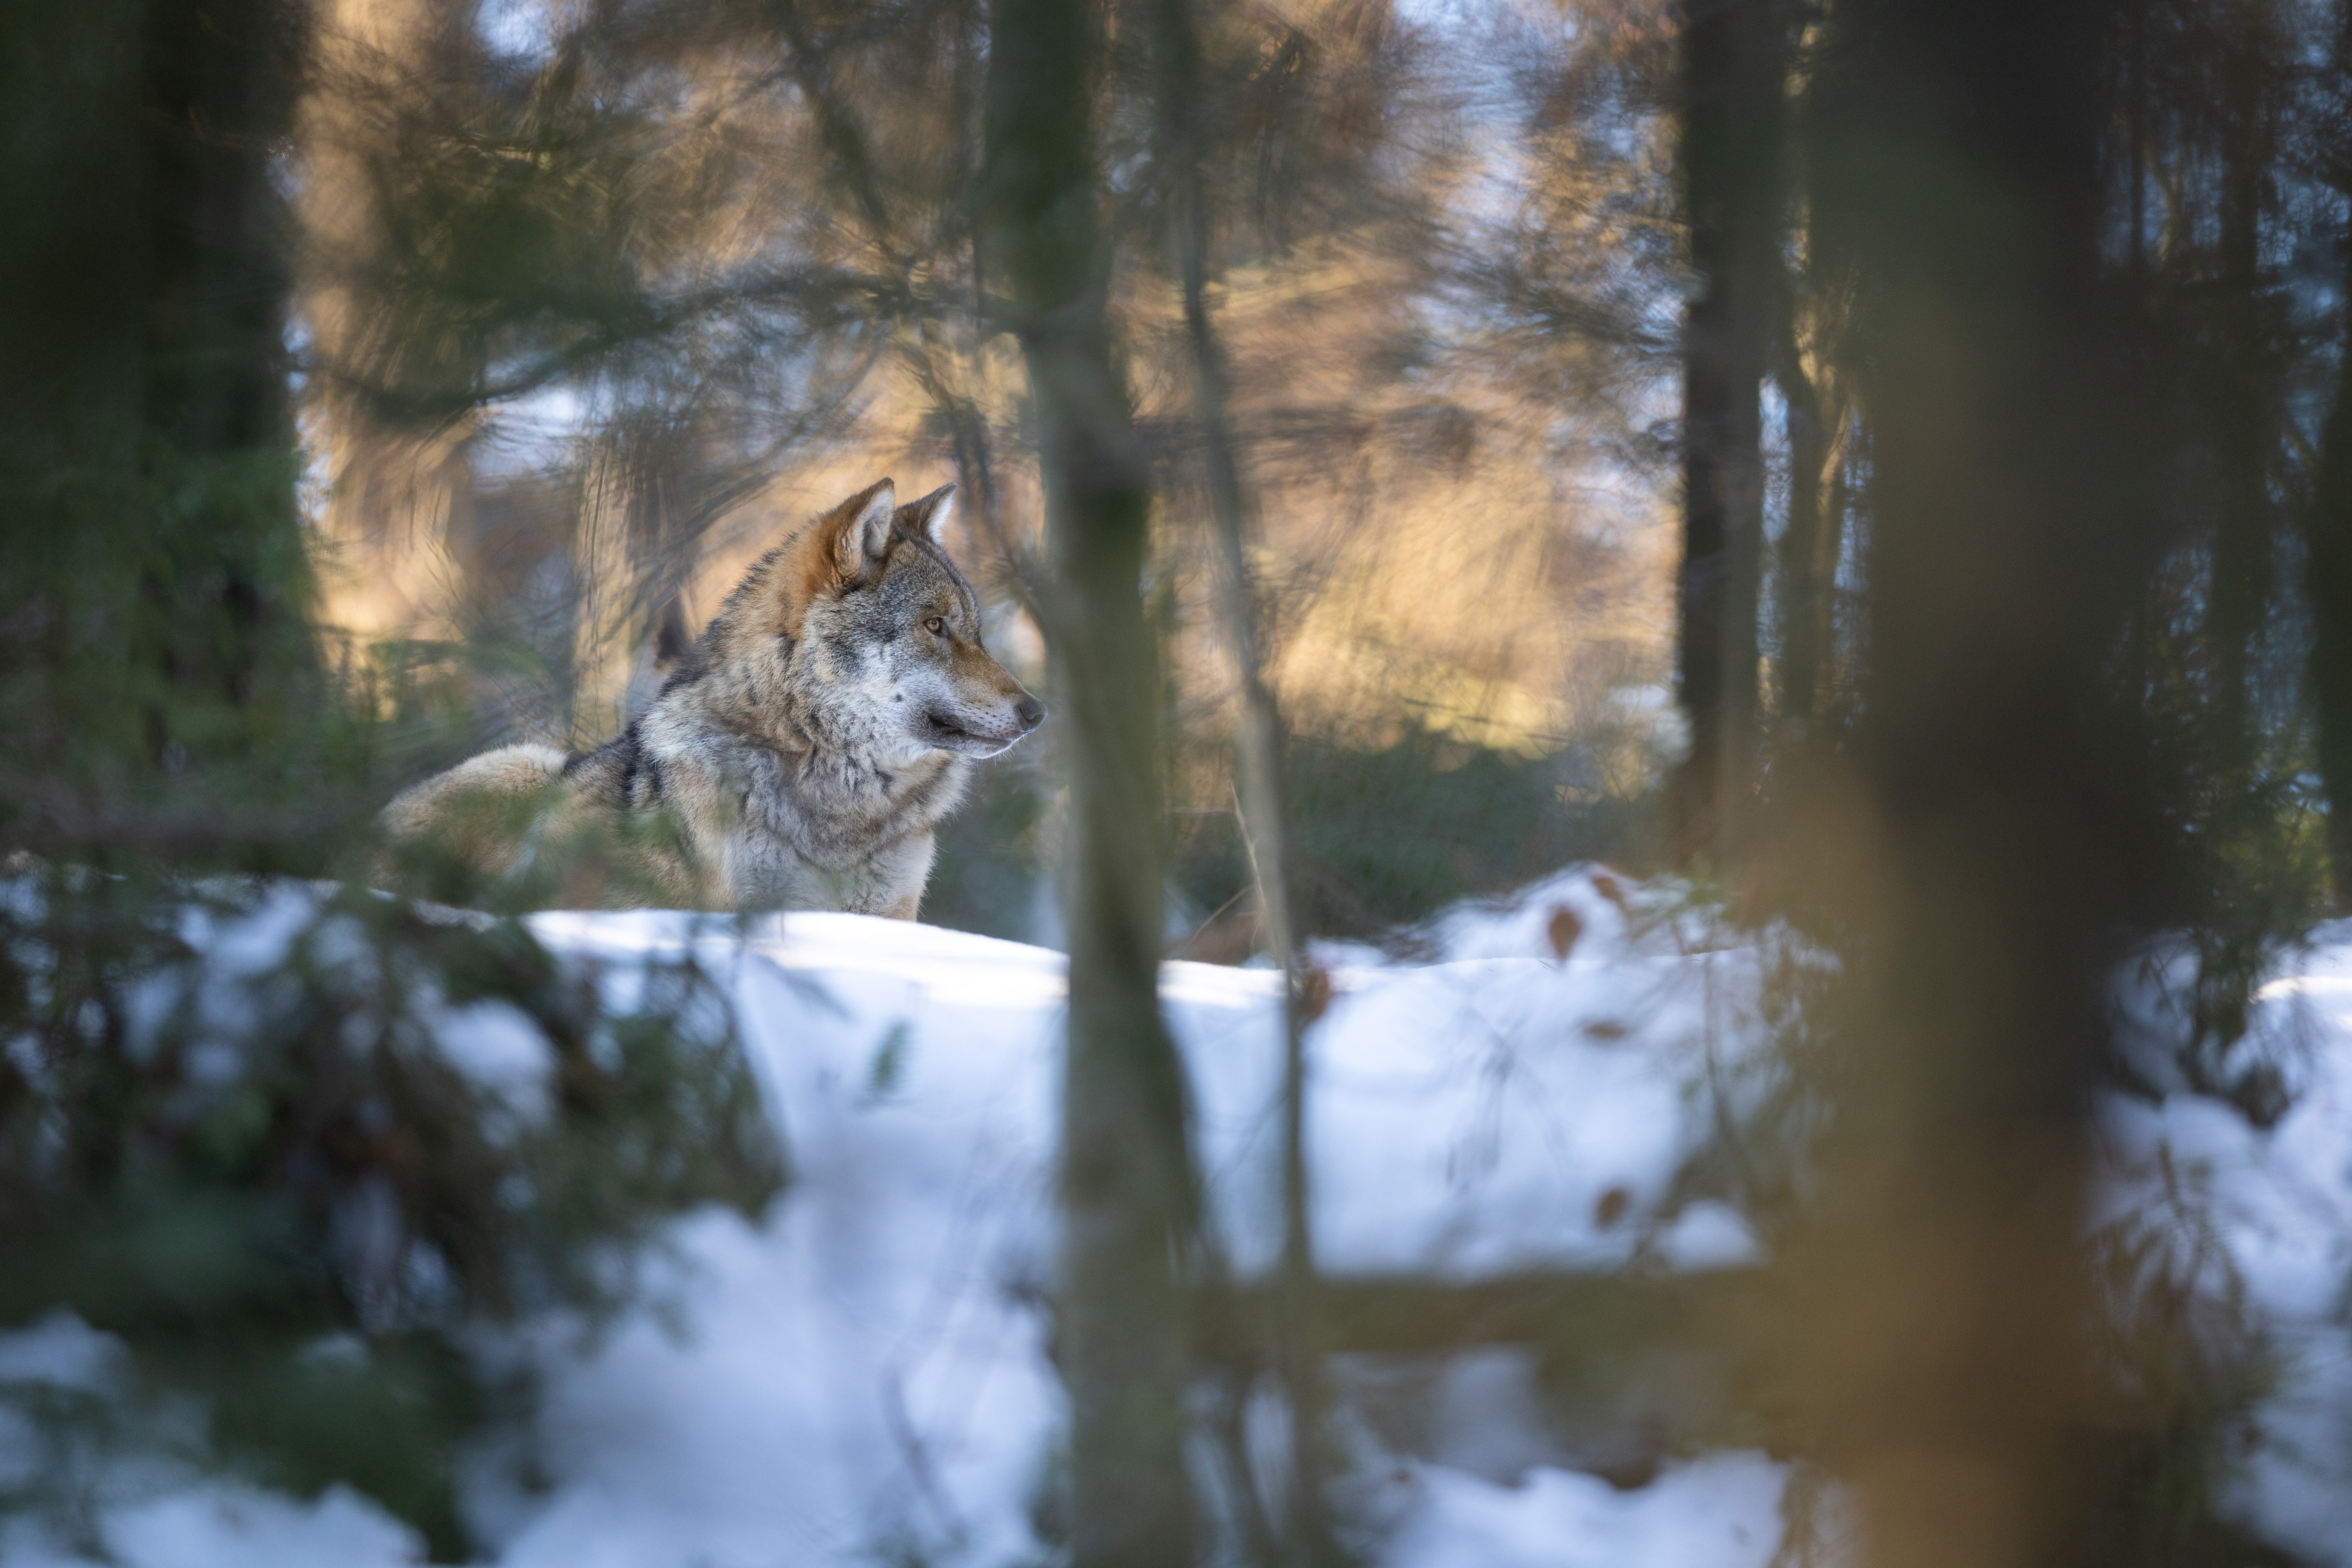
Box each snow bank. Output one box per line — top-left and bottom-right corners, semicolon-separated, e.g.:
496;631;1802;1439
457;869;1783;1567
1378;1452;1789;1568
12;869;2352;1565
2101;926;2352;1562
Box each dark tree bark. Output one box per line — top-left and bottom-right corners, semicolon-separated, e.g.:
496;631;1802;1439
1770;31;1851;757
1676;0;1782;858
1772;293;1836;748
2208;7;2276;769
984;3;1197;1565
1;0;303;589
2308;240;2352;900
1792;0;2148;1562
0;0;312;855
140;3;302;463
2314;0;2352;904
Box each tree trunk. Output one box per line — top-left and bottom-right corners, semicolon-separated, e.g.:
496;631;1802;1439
1149;0;1336;1559
2208;8;2275;771
1795;1;2142;1564
1773;293;1836;748
0;0;311;857
2308;236;2352;901
1676;0;1781;860
984;3;1197;1565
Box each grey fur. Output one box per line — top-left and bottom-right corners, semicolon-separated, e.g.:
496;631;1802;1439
381;480;1043;917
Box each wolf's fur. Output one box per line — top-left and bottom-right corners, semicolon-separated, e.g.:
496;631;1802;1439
381;480;1043;917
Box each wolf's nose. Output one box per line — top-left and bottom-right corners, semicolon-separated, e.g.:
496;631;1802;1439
1014;696;1046;731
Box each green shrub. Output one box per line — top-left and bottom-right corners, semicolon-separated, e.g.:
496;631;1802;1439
1174;720;1664;947
0;867;784;1557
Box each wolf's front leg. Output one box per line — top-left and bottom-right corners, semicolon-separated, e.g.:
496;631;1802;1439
865;830;938;920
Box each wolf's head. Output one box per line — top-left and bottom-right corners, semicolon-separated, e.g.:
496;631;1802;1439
695;479;1044;761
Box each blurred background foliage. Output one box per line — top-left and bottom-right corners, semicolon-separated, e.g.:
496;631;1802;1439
287;0;1688;950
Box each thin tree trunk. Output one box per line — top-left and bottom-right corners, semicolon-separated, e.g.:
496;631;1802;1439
1677;0;1780;860
1811;448;1849;723
1795;0;2140;1564
984;2;1196;1564
1773;295;1835;746
2209;9;2274;769
2306;232;2352;900
2128;0;2149;301
1149;0;1335;1559
1776;5;1845;755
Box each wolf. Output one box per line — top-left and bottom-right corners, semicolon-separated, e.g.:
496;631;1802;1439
381;479;1043;917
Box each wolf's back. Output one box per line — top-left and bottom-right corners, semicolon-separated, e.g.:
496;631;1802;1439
379;744;569;884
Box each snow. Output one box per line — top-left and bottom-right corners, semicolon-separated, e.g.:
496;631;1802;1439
434;1001;557;1123
0;1312;127;1397
100;1486;424;1568
1378;1453;1788;1568
9;867;2352;1564
2098;925;2352;1561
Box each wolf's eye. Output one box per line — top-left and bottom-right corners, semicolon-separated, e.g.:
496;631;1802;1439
923;616;947;636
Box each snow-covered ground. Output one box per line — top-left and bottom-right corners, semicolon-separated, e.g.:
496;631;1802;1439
5;870;2351;1565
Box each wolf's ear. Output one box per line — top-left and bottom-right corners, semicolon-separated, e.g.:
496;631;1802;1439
897;484;957;546
822;479;897;585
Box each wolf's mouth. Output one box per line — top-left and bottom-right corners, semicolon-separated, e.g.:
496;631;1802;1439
917;710;1024;757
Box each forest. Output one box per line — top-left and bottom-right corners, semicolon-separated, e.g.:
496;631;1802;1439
4;0;2352;1564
